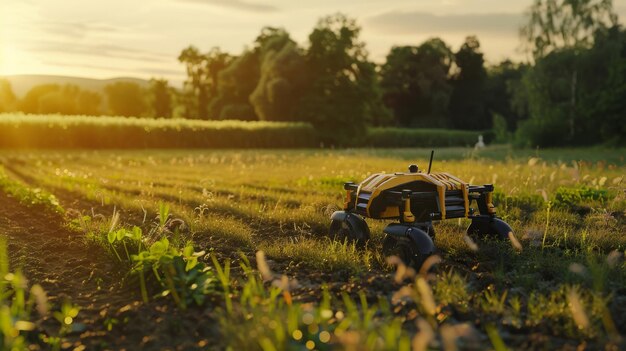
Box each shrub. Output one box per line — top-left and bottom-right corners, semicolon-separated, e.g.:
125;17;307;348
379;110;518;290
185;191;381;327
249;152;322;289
364;127;485;148
553;186;611;209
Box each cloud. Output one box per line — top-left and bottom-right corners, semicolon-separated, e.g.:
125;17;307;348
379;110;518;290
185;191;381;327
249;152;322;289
40;21;120;40
175;0;278;13
27;41;172;63
134;66;185;77
42;60;128;73
44;61;184;78
367;11;524;36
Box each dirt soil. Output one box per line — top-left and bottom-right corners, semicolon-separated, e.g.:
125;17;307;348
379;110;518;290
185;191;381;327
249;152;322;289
0;192;220;350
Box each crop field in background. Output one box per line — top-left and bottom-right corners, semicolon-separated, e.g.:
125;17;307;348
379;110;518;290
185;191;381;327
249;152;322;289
0;114;487;149
0;145;624;350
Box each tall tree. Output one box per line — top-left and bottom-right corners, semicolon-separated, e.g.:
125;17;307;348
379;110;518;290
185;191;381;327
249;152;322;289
178;46;232;119
521;0;618;58
250;34;308;121
449;36;489;130
517;0;620;145
17;84;102;115
299;14;388;144
77;89;103;116
149;79;173;118
0;79;17;112
104;82;146;117
580;25;626;144
19;84;59;114
209;50;260;120
485;60;529;132
381;39;453;127
178;46;206;118
38;85;80;115
208;27;292;121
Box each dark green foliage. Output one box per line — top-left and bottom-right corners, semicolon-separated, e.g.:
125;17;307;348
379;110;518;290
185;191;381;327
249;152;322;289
515;0;624;147
363;127;483;147
209;49;260;121
449;36;490;130
380;39;453;128
149;79;173;118
553;186;611;209
164;255;216;307
520;0;618;59
19;84;59;113
104;82;146;117
250;30;308;122
178;46;232;119
219;104;256;121
515;49;581;147
485;61;529;133
0;79;17;112
516;25;626;147
577;26;626;145
19;84;102;116
132;236;218;309
298;14;388;144
493;191;545;215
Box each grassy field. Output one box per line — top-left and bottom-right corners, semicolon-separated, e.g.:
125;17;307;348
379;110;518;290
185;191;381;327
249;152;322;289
0;145;624;350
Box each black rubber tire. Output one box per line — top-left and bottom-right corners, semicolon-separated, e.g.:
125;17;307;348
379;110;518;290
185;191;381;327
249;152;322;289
382;235;430;270
467;220;509;240
467;221;489;237
418;224;435;240
329;217;370;246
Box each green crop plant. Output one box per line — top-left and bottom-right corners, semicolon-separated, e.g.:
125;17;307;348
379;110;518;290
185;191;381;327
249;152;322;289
0;113;492;149
0;113;317;149
73;202;218;309
131;235;217;309
42;300;81;351
553;186;611;209
0;166;64;214
0;236;43;350
432;269;470;311
0;237;80;351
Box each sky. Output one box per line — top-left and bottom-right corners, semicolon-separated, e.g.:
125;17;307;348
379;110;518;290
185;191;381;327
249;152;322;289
1;0;625;86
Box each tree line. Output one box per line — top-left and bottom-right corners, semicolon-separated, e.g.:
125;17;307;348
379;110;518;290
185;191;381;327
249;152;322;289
0;0;623;146
0;79;171;119
174;16;509;143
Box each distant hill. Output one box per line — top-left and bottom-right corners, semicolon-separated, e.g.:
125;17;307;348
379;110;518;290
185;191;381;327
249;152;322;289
0;75;151;97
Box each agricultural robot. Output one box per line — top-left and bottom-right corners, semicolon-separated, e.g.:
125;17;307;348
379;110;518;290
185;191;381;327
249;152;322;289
329;152;514;268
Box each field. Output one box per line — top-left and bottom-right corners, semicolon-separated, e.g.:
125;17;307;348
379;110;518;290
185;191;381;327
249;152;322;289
0;145;625;350
0;114;486;149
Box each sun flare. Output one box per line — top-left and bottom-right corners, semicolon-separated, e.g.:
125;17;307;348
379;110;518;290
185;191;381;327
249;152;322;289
0;45;31;76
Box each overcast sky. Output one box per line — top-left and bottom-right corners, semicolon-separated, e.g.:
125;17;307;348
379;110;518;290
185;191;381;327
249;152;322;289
1;0;625;86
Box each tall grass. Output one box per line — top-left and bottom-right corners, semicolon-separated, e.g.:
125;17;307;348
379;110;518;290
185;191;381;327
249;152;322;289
0;114;317;149
0;114;490;149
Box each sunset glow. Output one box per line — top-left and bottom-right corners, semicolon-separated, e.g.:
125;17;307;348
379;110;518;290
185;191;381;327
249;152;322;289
6;0;622;84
